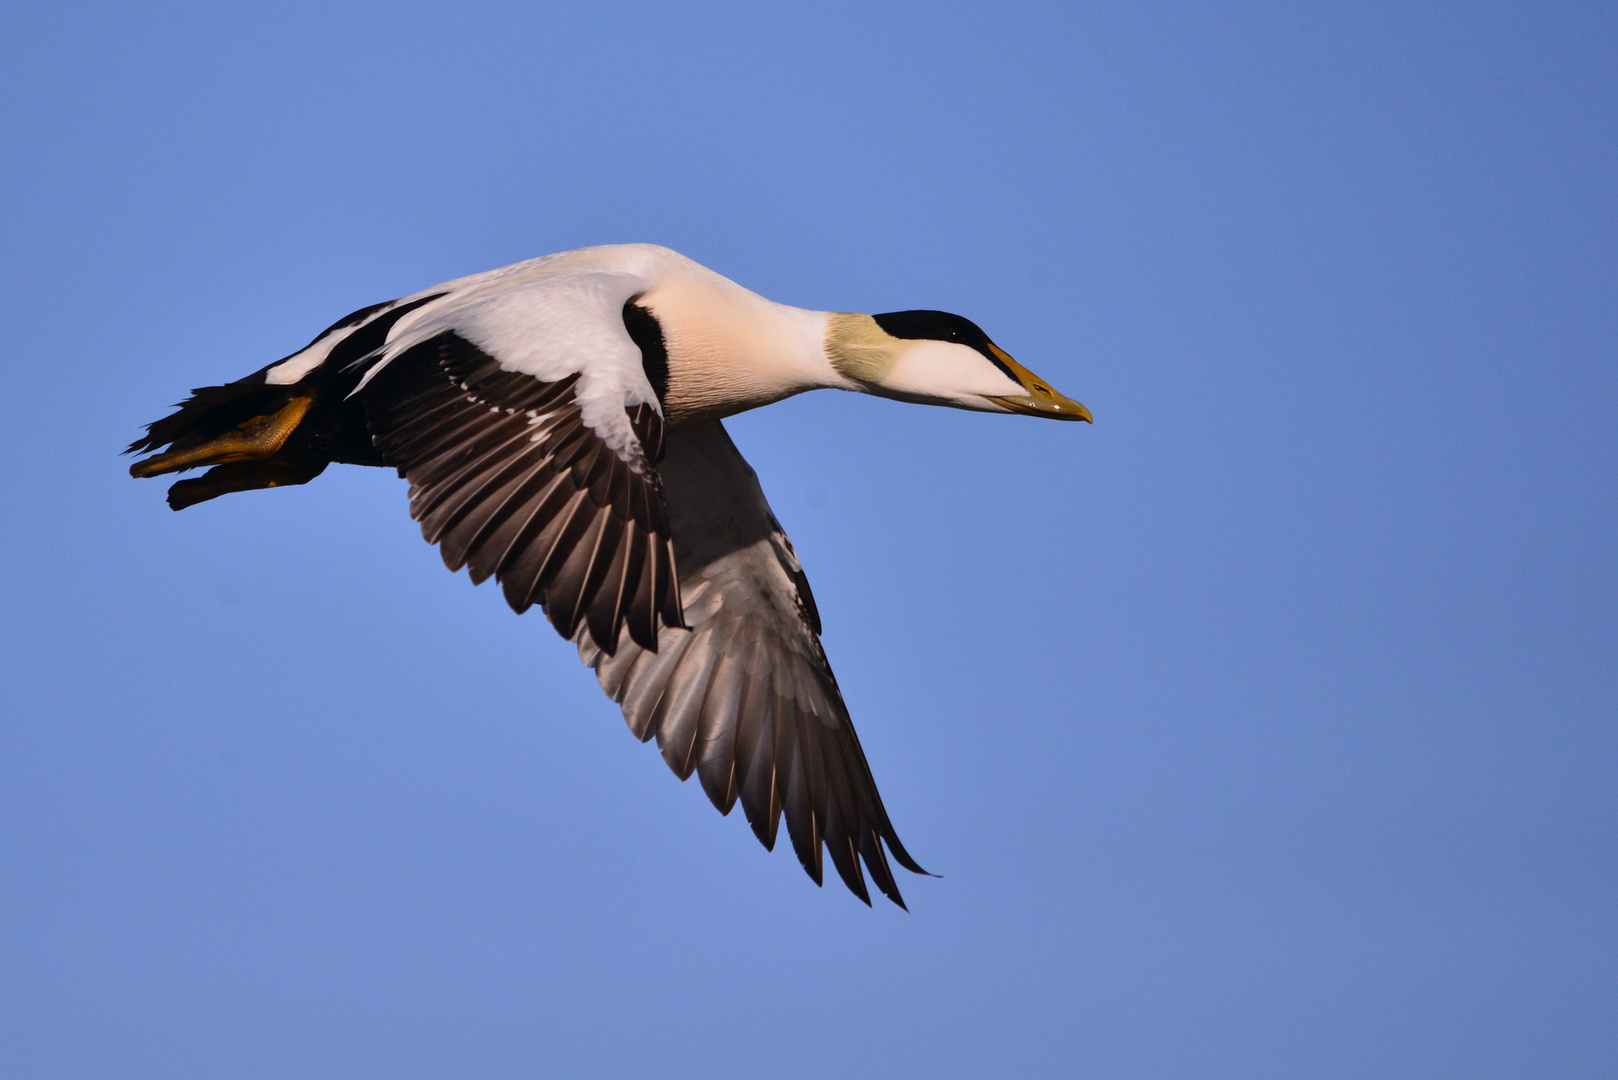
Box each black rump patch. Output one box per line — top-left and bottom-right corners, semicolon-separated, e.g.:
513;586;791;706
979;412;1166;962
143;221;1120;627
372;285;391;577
872;309;1019;384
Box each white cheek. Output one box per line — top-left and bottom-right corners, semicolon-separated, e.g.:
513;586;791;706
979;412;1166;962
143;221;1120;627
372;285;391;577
885;341;1025;398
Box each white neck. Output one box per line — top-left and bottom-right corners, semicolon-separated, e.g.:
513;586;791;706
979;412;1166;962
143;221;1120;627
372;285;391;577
636;254;853;428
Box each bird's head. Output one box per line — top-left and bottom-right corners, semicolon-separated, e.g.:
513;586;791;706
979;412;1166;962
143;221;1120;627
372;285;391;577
825;310;1092;422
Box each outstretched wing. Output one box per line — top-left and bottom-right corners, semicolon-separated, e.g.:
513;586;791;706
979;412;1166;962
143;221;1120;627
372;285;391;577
575;421;927;907
362;328;683;653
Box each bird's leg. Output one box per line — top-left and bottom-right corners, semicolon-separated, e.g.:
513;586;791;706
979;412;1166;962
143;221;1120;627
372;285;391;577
164;456;330;510
129;395;315;478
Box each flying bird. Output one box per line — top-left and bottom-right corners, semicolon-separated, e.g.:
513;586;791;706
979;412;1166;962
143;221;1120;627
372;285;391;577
128;244;1091;907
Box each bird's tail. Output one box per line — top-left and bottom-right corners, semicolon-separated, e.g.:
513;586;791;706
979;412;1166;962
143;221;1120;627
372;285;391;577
127;345;397;513
127;295;446;509
127;377;334;510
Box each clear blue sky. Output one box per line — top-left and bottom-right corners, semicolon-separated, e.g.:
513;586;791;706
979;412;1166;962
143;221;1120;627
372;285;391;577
2;2;1613;1076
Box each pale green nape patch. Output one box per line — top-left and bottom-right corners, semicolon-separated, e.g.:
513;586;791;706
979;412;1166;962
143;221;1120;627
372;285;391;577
825;313;899;383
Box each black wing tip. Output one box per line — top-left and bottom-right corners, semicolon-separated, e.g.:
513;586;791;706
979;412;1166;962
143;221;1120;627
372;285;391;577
793;832;923;908
867;840;919;909
882;828;930;878
828;853;912;909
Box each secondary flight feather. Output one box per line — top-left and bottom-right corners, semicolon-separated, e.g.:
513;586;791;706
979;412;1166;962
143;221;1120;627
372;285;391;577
127;244;1091;907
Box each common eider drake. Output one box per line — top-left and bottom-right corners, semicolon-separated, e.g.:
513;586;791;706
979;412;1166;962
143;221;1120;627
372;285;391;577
128;244;1091;907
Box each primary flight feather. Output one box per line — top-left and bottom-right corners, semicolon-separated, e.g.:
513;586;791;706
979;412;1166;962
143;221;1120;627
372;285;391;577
128;244;1091;907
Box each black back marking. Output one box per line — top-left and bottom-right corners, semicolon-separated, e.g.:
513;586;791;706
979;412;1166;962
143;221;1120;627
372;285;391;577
313;298;395;341
622;299;669;405
323;293;448;376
